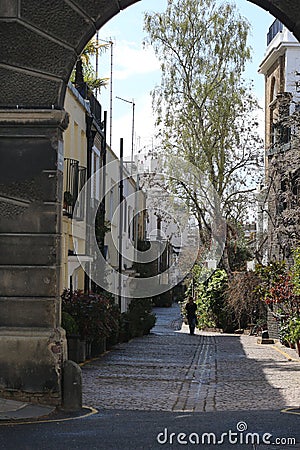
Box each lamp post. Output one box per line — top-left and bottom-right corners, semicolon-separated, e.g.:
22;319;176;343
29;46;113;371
118;138;124;310
96;34;114;148
116;96;135;174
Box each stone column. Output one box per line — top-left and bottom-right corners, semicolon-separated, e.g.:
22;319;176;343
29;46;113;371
0;110;69;406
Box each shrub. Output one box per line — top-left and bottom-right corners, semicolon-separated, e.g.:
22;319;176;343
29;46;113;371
194;269;231;331
226;271;267;329
62;311;79;336
287;316;300;344
152;291;173;307
61;289;120;343
255;258;300;343
123;298;156;338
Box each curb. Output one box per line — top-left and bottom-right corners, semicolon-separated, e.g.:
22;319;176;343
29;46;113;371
0;405;98;426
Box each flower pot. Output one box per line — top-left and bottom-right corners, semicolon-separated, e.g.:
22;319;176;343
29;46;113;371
85;341;92;359
91;338;106;356
67;335;86;363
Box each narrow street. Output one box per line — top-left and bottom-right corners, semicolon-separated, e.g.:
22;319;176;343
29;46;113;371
82;304;300;413
1;304;299;450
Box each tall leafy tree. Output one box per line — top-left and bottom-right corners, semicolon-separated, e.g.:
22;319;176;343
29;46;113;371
144;0;264;274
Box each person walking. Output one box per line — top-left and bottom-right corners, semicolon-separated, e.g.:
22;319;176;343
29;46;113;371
185;297;197;335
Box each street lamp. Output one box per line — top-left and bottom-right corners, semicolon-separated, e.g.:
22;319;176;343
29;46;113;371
96;34;114;148
116;96;135;174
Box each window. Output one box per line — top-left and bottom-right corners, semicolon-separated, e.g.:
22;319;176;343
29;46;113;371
292;172;300;208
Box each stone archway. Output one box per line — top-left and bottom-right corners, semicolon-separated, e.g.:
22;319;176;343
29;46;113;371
0;1;299;110
0;0;299;406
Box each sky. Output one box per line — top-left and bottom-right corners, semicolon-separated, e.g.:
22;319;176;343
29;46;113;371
95;0;276;158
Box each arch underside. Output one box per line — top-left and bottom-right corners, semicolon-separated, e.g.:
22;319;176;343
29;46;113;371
0;0;299;109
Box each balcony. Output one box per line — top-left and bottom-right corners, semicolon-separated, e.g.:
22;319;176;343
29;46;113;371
267;19;283;46
73;81;102;128
63;158;87;220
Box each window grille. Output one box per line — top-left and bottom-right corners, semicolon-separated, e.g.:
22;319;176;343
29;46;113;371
63;158;87;220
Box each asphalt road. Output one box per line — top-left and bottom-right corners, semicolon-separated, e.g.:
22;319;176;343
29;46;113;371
0;409;299;449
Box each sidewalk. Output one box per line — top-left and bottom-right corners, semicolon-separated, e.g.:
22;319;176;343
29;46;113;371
0;398;54;421
0;304;183;421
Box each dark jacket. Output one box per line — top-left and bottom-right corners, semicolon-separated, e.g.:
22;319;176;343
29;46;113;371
185;302;197;319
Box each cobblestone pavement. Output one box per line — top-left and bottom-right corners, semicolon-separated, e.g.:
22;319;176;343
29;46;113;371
82;304;300;412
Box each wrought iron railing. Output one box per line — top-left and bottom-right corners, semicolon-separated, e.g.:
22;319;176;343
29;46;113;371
63;158;87;220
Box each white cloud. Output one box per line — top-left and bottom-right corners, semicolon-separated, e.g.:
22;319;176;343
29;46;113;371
107;41;160;81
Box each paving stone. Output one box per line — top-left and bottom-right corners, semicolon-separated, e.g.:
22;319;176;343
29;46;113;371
82;304;300;413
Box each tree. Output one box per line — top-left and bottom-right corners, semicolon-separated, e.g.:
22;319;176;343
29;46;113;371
144;0;264;275
224;220;253;271
71;37;109;93
226;271;266;329
193;267;231;331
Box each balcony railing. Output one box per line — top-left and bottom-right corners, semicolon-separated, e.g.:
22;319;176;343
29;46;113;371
73;81;102;128
63;158;87;220
267;19;283;46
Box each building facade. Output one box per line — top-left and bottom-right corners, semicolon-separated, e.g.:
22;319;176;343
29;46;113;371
259;19;300;262
62;82;146;312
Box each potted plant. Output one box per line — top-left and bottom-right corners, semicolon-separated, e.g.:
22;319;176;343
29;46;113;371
63;191;74;211
61;311;85;363
61;289;121;360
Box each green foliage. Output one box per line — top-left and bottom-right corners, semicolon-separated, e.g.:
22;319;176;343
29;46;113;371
192;267;230;330
264;274;297;314
278;321;291;345
144;0;263;249
254;261;287;303
121;298;156;339
62;311;79;336
226;239;253;272
70;37;109;92
255;261;299;319
61;289;120;342
226;271;266;329
288;316;300;343
291;247;300;295
63;191;74;207
255;256;300;344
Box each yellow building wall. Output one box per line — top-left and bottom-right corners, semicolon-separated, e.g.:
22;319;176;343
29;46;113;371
61;86;88;292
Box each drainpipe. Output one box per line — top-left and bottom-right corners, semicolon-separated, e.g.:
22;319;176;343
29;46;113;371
118;138;124;310
134;173;139;260
85;114;95;293
100;111;107;256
